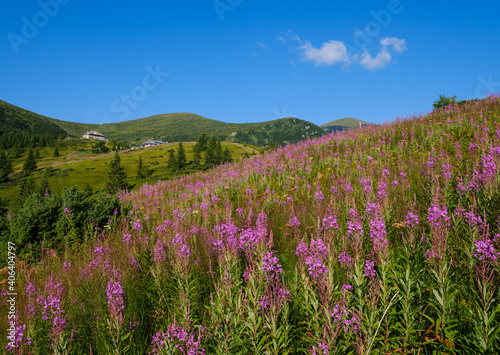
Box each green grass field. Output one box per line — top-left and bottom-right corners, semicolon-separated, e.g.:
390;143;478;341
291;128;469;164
1;139;260;204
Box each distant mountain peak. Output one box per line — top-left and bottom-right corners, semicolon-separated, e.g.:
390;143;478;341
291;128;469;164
320;117;372;133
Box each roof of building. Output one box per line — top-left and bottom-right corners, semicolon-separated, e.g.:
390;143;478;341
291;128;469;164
140;139;165;146
85;131;105;137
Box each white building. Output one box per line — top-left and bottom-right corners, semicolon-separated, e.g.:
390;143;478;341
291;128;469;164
82;131;108;141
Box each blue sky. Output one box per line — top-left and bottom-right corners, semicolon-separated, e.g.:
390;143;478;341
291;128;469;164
1;0;499;127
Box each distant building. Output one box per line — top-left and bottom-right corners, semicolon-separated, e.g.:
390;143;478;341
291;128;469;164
140;139;166;148
82;131;108;141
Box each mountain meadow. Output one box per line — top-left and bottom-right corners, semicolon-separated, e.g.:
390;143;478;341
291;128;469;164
1;94;500;354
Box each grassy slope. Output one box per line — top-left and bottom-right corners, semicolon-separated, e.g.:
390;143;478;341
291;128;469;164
0;140;260;203
0;99;66;136
2;96;500;353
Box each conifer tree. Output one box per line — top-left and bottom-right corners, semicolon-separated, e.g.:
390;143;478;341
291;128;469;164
0;150;13;183
195;133;208;152
13;144;22;159
222;147;233;163
267;140;276;151
192;148;202;168
136;155;147;179
176;142;187;170
22;148;37;176
215;141;223;165
17;173;36;203
35;148;40;160
53;147;60;157
83;183;93;196
105;152;128;194
35;168;51;197
205;136;218;168
167;148;177;170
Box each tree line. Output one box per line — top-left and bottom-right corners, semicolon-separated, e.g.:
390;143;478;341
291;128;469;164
167;133;233;171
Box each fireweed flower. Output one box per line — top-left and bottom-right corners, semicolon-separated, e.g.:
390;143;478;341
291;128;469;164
62;261;72;271
150;323;207;355
239;228;260;251
259;296;270;310
427;203;451;227
106;279;125;323
312;342;329;355
314;190;325;202
338;252;353;269
347;208;364;238
261;251;283;277
133;220;142;231
404;212;419;229
153;240;167;263
341;284;353;294
289;216;301;228
464;211;482;226
365;202;379;217
359;178;373;194
26;283;37;297
36;278;67;340
122;233;133;245
424;249;437;263
129;256;141;270
481;153;497;181
330;302;361;334
473;239;499;260
5;323;32;352
296;238;329;278
364;260;376;278
322;215;338;230
171;234;191;260
376;182;388;200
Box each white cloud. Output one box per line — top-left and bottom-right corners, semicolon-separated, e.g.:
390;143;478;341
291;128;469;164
300;40;349;66
380;37;407;53
359;36;407;70
256;41;267;48
279;30;407;71
359;48;392;70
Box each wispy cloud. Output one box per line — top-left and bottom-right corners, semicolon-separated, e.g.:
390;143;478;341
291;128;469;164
380;36;407;53
279;30;407;71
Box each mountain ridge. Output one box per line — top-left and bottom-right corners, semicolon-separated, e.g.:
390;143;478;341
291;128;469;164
0;100;325;147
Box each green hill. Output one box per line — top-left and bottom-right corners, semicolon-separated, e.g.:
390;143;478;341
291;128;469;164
320;117;371;133
53;114;324;147
0;100;68;149
0;100;324;147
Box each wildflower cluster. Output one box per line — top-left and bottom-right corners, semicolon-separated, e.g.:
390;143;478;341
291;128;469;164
296;238;329;278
